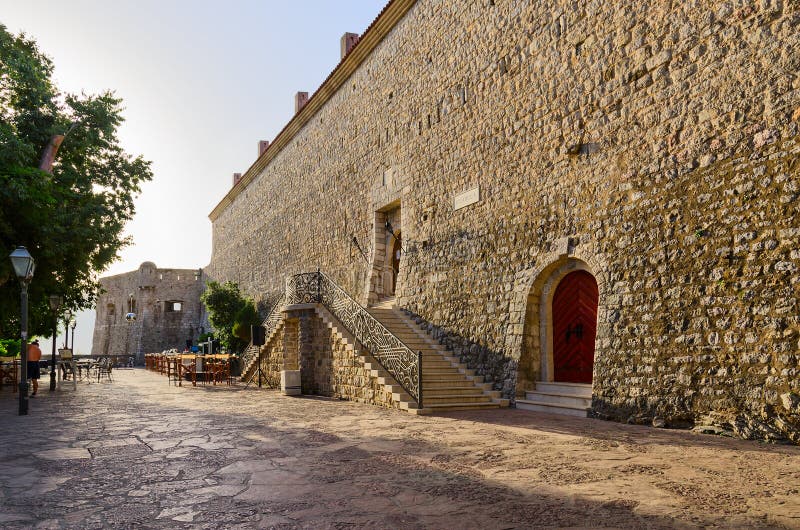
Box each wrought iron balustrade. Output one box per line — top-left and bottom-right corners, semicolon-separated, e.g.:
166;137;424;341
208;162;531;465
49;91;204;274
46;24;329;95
286;270;422;406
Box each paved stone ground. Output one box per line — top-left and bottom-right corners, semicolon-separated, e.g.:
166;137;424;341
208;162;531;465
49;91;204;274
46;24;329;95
0;370;798;529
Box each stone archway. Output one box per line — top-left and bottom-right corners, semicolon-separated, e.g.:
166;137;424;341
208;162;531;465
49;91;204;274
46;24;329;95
505;249;608;398
365;203;402;305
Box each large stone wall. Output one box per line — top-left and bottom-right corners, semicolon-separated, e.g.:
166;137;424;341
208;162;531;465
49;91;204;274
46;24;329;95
207;1;800;441
91;262;208;363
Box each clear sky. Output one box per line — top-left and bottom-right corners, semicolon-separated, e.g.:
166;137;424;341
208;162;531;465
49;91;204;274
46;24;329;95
1;0;387;355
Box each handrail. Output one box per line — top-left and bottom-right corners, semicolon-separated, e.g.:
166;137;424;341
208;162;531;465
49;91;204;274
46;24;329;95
240;293;287;374
286;270;422;406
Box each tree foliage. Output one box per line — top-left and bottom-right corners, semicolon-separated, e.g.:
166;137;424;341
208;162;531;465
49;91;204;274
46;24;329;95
0;25;152;337
200;281;261;353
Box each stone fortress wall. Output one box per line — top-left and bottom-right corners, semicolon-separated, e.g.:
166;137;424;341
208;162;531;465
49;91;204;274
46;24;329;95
206;0;800;442
91;262;208;363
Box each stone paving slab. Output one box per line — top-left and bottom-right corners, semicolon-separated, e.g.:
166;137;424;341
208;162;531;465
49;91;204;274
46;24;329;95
0;369;798;529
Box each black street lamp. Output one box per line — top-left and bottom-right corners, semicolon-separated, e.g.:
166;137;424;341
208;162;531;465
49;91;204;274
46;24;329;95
70;318;76;351
63;310;72;349
48;295;63;391
9;246;35;416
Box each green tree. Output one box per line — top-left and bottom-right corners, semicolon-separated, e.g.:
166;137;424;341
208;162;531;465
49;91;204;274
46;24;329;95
0;25;152;337
200;281;261;353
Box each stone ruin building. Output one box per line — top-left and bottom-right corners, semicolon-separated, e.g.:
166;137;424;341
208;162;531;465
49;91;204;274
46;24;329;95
91;262;207;364
95;0;799;444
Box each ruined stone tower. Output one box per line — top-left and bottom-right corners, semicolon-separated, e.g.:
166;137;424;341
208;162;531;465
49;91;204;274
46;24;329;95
91;262;207;363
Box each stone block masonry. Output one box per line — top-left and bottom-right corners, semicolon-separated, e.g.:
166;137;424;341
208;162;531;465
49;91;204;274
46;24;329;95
206;1;800;442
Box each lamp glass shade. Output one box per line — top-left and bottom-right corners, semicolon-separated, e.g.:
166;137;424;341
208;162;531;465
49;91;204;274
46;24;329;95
49;294;63;311
9;246;35;279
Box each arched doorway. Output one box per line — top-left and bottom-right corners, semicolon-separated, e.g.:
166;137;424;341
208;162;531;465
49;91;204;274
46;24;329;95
551;270;598;383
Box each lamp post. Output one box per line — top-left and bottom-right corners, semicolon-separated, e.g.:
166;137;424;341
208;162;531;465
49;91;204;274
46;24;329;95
70;318;76;351
63;310;72;349
9;246;35;415
48;295;63;391
126;292;136;365
60;309;72;382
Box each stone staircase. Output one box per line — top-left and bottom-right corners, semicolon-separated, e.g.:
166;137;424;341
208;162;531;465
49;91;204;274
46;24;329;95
240;319;285;383
515;382;592;417
368;297;508;413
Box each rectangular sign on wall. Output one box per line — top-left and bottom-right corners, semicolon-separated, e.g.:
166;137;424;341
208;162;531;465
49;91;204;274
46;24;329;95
454;186;481;211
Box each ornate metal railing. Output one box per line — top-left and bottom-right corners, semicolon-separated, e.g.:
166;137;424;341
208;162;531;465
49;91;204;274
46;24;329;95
286;270;422;406
240;293;287;375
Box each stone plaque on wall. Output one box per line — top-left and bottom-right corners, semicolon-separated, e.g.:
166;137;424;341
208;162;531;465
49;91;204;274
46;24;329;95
454;186;480;211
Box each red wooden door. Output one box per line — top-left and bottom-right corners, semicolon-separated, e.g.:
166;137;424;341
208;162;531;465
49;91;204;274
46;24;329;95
552;270;598;383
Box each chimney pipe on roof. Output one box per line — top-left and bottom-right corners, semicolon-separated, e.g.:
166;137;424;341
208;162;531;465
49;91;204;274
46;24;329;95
232;173;242;187
341;32;360;59
258;140;270;156
295;92;309;113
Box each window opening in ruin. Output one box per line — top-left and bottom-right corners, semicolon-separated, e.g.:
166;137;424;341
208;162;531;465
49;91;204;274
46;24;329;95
165;301;183;312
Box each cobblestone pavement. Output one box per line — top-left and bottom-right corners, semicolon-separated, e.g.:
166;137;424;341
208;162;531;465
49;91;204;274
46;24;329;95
0;370;798;529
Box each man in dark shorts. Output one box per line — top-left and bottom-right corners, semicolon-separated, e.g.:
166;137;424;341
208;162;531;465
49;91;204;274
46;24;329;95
27;339;42;396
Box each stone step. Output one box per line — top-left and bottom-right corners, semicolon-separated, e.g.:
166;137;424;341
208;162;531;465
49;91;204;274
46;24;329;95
420;402;502;413
424;373;472;381
423;380;483;389
534;382;592;398
424;394;492;405
423;387;487;397
421;359;454;366
422;368;463;376
515;399;589;418
524;390;591;409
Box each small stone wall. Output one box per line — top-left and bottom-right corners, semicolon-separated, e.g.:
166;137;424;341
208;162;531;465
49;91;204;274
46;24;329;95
290;308;397;408
255;323;285;388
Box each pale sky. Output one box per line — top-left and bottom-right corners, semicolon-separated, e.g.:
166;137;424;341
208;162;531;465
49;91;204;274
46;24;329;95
1;0;387;355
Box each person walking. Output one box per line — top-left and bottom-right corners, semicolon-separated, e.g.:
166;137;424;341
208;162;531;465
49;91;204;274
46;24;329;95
27;339;42;397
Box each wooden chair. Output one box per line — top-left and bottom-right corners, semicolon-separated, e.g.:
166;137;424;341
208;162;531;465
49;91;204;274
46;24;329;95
177;354;197;387
0;357;18;392
166;356;181;386
212;354;232;385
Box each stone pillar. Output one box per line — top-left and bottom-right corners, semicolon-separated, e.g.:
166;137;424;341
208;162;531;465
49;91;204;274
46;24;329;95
282;317;299;371
280;370;301;396
298;310;315;394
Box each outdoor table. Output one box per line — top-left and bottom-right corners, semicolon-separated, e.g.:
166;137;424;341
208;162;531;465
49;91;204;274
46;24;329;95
75;359;96;381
